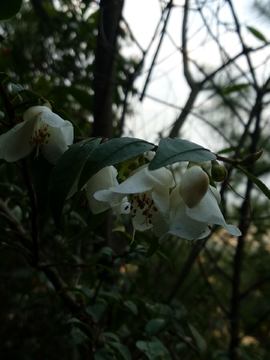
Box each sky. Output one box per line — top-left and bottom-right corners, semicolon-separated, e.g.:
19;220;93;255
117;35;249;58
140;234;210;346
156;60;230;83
121;0;270;150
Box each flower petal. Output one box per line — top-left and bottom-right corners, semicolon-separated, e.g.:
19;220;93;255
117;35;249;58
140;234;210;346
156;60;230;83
87;166;124;214
0;119;35;162
41;127;69;164
152;184;170;218
146;166;175;188
23;106;46;122
169;196;210;240
186;186;241;237
59;123;74;145
40;107;71;128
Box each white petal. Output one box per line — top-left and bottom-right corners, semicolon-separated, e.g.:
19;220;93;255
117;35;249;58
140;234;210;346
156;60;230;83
186;189;241;236
23;106;47;122
152;184;170;218
41;127;68;164
96;167;154;198
40;107;71;128
145;166;175;188
0;119;35;162
59;122;74;145
131;206;153;231
87;166;121;214
169;198;210;240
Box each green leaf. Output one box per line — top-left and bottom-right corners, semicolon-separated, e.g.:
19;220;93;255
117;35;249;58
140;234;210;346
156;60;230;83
188;323;207;356
0;0;22;20
247;26;267;43
221;83;250;95
136;337;171;360
149;138;216;170
145;318;169;336
66;327;88;347
94;348;115;360
48;138;101;228
86;303;106;322
78;137;155;188
20;89;43;101
68;210;109;242
0;72;8;83
156;250;173;271
237;166;270;200
107;342;132;360
146;236;160;258
101;332;120;342
123;300;138;316
96;264;115;277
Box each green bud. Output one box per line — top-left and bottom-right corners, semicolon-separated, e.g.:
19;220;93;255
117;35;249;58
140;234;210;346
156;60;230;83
239;149;263;167
211;161;228;182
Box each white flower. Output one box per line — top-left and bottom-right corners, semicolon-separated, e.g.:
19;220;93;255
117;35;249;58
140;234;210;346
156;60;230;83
0;106;74;164
86;166;130;215
94;164;175;231
158;166;241;242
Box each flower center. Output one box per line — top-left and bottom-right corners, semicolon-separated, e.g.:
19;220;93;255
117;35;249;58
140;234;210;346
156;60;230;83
30;124;51;157
130;193;158;226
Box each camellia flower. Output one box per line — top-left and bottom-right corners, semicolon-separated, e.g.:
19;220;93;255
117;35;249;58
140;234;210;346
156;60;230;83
86;166;130;215
0;105;74;164
158;166;241;243
94;164;175;232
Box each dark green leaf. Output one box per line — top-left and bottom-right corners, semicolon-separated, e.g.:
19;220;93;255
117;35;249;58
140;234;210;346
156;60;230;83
66;327;88;347
247;26;267;43
136;337;171;360
145;318;169;336
237;166;270;200
149;138;215;170
49;138;101;228
19;89;43;101
94;348;115;360
107;342;132;360
78;137;155;188
188;323;207;356
96;264;115;277
221;83;250;95
86;303;106;322
146;236;160;258
123;300;138;316
0;0;22;20
68;210;109;242
102;332;120;342
0;72;8;83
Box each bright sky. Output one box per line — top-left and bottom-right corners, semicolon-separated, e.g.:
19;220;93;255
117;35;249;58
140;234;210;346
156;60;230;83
122;0;270;150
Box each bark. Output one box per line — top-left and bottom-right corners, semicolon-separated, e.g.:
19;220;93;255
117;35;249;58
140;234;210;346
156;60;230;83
93;0;124;139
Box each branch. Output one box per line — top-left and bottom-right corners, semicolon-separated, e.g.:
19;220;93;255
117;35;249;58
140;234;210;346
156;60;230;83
140;0;174;102
164;236;209;304
198;256;230;316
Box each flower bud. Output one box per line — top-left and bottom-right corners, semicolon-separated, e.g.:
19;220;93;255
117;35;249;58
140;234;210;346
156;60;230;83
211;161;228;182
180;166;209;208
239;149;263;167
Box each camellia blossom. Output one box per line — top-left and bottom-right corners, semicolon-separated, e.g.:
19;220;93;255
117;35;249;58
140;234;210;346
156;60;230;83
0;105;74;164
158;166;241;243
94;164;175;232
86;166;130;215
